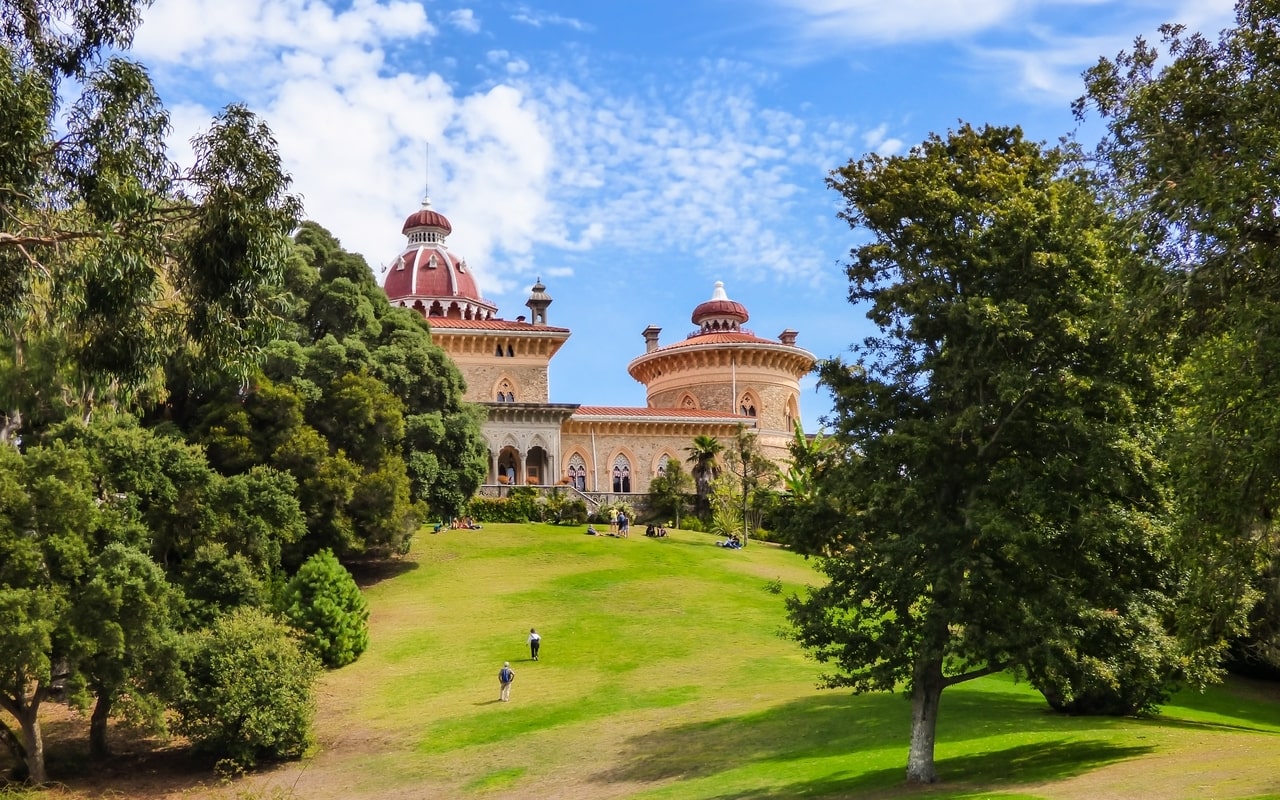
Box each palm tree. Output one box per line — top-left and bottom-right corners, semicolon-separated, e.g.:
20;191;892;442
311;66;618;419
684;435;723;515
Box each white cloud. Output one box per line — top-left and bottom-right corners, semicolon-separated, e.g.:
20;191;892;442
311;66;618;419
136;0;863;296
510;6;593;31
134;0;433;66
967;0;1236;105
762;0;1021;44
861;123;904;155
446;8;481;33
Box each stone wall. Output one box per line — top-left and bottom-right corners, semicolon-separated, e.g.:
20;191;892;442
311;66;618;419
453;358;550;403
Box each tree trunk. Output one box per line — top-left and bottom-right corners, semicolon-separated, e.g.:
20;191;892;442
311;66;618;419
0;718;27;777
17;707;46;785
89;693;112;758
905;655;945;784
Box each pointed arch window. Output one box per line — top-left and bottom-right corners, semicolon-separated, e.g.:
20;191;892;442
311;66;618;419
568;454;587;491
612;455;632;493
497;379;515;403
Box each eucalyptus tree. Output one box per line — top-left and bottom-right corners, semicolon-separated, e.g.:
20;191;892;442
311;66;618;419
786;124;1182;784
0;0;301;443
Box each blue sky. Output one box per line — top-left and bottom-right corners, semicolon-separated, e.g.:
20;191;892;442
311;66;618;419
130;0;1234;430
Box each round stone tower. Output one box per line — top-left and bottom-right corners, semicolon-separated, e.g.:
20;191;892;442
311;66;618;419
627;281;815;451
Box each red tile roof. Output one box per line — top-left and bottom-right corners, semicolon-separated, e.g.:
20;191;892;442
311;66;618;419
657;331;781;349
427;318;571;333
573;406;752;420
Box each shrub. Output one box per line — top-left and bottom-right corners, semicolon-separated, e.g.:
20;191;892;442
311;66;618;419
281;549;369;668
508;486;542;521
176;608;321;768
468;497;528;523
751;527;786;545
681;516;705;532
559;498;588;524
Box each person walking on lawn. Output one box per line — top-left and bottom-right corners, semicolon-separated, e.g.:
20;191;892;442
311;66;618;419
499;662;515;701
529;628;541;661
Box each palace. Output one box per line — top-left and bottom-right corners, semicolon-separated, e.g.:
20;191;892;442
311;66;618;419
382;197;816;496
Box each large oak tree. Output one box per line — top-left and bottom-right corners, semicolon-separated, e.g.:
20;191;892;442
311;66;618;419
786;124;1181;784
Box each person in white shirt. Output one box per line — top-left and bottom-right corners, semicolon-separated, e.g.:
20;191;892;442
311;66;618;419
528;628;541;661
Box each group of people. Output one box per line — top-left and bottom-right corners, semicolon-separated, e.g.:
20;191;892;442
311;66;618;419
434;516;483;532
609;511;630;537
497;628;542;702
644;523;668;537
717;534;743;549
585;510;637;538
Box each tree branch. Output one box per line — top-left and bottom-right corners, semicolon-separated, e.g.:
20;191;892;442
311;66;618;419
942;661;1007;688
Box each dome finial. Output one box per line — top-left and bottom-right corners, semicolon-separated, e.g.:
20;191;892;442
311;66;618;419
421;142;432;208
711;280;728;301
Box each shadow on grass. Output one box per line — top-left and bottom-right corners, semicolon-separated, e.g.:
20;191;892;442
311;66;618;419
345;557;419;588
589;692;1153;799
697;741;1151;800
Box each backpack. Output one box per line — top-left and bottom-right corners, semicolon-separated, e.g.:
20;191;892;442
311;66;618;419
500;667;514;683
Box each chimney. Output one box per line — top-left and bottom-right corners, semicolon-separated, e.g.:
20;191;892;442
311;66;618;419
779;329;798;346
642;325;662;353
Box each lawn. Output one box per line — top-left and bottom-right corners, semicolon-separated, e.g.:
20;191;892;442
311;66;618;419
22;522;1280;799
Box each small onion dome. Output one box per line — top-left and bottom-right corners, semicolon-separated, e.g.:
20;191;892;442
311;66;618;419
527;277;551;304
401;196;452;236
691;281;749;332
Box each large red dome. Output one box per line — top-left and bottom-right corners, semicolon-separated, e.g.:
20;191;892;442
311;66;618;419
382;199;496;320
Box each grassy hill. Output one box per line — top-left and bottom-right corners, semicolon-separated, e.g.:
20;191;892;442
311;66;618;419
26;522;1280;799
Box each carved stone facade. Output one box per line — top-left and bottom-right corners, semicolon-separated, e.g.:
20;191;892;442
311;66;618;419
382;202;815;496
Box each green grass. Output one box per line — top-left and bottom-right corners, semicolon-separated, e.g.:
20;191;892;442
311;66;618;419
238;522;1280;800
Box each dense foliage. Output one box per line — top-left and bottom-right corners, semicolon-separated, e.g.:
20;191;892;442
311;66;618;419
1077;0;1280;678
175;223;487;563
175;608;320;768
0;1;300;439
786;124;1181;784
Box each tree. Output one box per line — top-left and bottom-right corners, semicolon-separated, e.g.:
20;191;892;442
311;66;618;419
647;458;693;528
684;435;723;516
1;0;301;443
281;549;369;668
1076;0;1280;676
175;607;320;768
786;124;1178;784
0;439;102;783
721;424;777;547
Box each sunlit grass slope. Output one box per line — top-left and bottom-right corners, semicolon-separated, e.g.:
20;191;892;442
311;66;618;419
264;523;1280;800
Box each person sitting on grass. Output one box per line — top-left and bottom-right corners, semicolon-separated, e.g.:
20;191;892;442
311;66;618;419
586;524;600;536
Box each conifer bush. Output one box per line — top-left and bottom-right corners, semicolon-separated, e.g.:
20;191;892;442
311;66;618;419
281;549;370;668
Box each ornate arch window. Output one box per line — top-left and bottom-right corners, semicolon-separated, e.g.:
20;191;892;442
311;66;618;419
568;453;587;491
679;393;699;410
612;454;632;493
655;453;676;476
497;379;516;403
739;391;758;418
